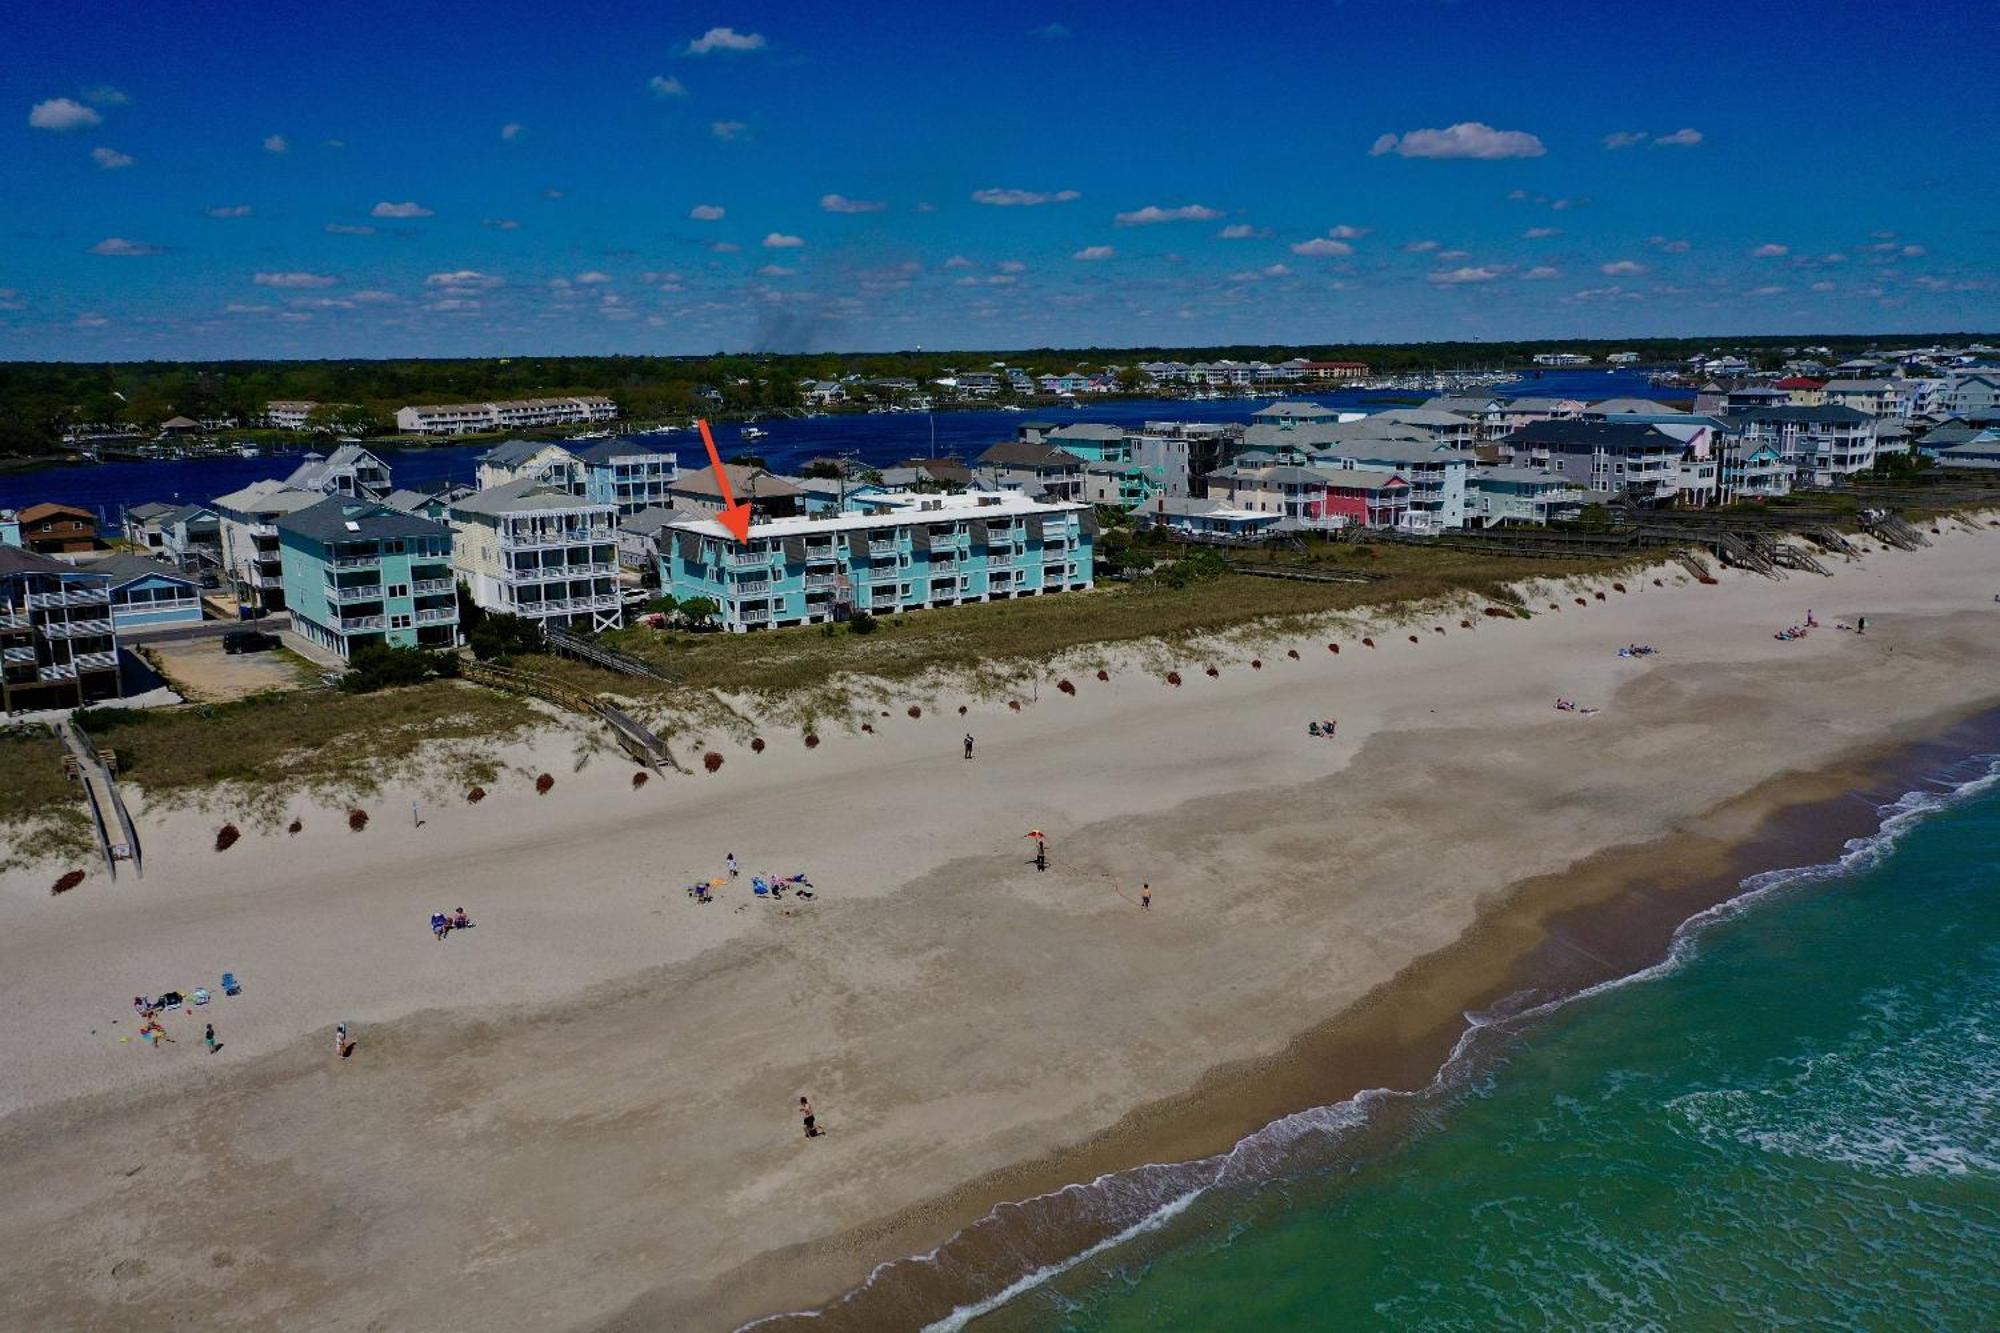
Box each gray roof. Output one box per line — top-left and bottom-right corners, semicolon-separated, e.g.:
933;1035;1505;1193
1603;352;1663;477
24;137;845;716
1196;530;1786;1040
1253;400;1338;419
619;505;701;537
1372;408;1477;429
211;479;323;517
158;503;217;527
665;464;803;502
1587;397;1684;416
451;477;607;517
1472;466;1580;487
1132;496;1278;519
977;441;1086;469
1824;378;1900;392
125;501;177;522
0;546;95;577
1045;422;1128;442
573;437;674;464
1311;438;1475;465
276;495;449;544
76;552;198;587
1731;405;1875;425
478;438;572;467
382;488;442;513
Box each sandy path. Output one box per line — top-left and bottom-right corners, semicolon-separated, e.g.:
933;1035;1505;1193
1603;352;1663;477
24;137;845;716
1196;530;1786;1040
1;525;1997;1331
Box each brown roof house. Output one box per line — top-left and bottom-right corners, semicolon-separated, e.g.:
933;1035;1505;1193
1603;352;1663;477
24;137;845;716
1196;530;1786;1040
18;502;99;554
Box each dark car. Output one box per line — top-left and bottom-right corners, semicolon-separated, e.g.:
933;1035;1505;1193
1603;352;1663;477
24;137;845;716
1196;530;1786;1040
222;629;281;655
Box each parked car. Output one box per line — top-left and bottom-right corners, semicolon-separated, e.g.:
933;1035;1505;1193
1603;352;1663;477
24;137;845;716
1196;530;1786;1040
222;629;281;654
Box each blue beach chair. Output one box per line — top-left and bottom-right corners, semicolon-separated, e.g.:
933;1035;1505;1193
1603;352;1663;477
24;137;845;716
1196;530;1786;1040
221;971;241;996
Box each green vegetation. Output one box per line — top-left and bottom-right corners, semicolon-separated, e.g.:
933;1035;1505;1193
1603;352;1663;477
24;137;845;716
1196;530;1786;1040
340;644;461;693
0;727;98;872
73;683;543;807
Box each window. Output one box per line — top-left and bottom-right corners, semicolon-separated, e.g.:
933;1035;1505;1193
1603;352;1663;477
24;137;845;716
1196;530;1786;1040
390;614;412;630
386;583;409;598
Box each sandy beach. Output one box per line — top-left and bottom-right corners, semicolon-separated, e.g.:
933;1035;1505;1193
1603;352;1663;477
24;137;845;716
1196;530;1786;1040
3;522;1998;1331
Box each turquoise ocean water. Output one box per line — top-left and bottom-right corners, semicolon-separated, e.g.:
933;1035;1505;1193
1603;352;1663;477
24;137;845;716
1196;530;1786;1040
941;757;2000;1331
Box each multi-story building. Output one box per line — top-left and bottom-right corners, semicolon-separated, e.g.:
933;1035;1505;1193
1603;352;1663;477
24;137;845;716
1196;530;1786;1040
662;491;1094;632
0;547;122;712
394;396;617;436
1314;441;1473;532
1728;406;1879;487
1774;376;1828;407
1496;420;1687;505
211;480;325;613
284;444;394;499
1943;372;2000;418
664;463;805;521
262;400;322;430
1205;463;1411;530
1718;436;1793;500
1298;361;1370;381
277;497;460;660
1037;422;1131;464
1822;379;1910;419
574;438;680;515
449;480;623;632
1251;401;1341;427
1531;352;1592;367
156;504;221;572
974;442;1087;501
1466;467;1600;527
1128;421;1241;498
1131;495;1283;543
78;553;205;632
122;501;180;553
17;503;98;554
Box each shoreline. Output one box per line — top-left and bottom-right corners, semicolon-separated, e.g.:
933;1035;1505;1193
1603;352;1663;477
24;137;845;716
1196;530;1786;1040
1;529;1995;1332
666;704;2000;1332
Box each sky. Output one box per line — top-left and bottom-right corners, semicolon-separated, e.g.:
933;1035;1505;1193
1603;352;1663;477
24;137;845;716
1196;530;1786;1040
2;0;1996;360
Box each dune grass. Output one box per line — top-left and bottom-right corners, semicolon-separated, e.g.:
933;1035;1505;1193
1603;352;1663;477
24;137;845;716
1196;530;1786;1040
0;727;97;873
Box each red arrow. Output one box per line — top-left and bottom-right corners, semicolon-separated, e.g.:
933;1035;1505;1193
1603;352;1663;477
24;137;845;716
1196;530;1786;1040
696;418;752;543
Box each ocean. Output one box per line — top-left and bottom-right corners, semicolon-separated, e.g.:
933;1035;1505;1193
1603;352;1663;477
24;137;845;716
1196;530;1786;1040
771;744;2000;1331
0;368;1674;522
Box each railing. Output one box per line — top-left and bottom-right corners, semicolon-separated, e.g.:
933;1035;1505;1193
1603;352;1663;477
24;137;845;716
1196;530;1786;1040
0;611;30;631
27;589;111;609
735;579;772;595
413;607;458;625
411;578;455;595
338;614;386;631
330;554;381;569
3;645;37;664
41;618;114;638
738;609;771;624
324;583;382;604
868;539;899;554
805;574;839;589
73;650;119;670
516;593;622;615
803;545;836;560
502;527;615;549
727;550;770;568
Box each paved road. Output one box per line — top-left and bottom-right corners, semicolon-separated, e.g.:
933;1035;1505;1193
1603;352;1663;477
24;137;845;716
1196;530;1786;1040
120;613;291;646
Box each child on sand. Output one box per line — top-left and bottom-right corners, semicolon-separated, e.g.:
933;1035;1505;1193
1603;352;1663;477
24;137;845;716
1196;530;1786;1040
1141;883;1152;910
800;1095;822;1138
204;1023;218;1054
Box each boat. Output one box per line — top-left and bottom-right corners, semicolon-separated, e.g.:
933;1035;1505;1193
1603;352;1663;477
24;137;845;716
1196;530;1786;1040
236;444;262;459
741;425;768;441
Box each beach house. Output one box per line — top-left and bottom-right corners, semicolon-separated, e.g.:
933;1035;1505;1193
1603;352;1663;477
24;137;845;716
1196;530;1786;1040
0;547;123;712
1718;435;1793;499
76;553;205;632
1822;379;1911;419
17;503;99;555
395;396;618;436
1466;467;1601;527
1130;495;1282;544
277;497;460;660
0;510;21;549
1251;401;1341;427
283;444;394;500
475;439;586;491
664;463;805;521
1942;372;2000;418
661;491;1094;631
1204;463;1411;531
1037;422;1131;464
212;480;324;614
1496;420;1687;505
121;501;180;553
449;481;623;632
262;400;321;430
974;442;1087;501
573;438;680;515
1727;406;1879;487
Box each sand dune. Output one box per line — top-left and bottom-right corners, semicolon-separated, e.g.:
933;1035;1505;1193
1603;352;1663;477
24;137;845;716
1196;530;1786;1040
2;525;1997;1330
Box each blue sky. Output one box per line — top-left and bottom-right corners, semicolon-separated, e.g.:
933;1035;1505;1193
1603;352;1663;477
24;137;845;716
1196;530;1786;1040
3;0;1995;359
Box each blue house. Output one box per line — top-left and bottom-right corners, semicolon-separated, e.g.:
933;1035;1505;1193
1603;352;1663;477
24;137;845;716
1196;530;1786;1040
77;553;205;631
574;438;680;515
277;497;460;660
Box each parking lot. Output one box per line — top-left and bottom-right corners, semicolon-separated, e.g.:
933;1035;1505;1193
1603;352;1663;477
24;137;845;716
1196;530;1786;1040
141;635;315;702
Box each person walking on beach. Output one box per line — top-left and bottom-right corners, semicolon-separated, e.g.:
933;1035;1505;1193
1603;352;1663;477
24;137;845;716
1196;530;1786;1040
334;1023;349;1059
799;1095;822;1138
963;732;975;760
1141;882;1151;911
726;852;739;880
1035;839;1047;873
204;1023;218;1054
1857;614;1866;635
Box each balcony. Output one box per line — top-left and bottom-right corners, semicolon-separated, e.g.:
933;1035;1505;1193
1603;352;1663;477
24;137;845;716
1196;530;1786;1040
3;645;37;664
26;588;111;610
254;573;284;589
501;526;615;550
411;578;455;595
413;607;458;625
805;573;840;590
73;650;119;671
338;614;387;632
41;618;114;639
324;582;383;605
735;578;772;595
330;554;381;570
0;611;28;631
868;539;899;555
726;550;771;568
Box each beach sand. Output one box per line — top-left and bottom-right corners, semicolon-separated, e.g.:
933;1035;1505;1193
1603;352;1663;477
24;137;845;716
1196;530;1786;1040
2;523;1997;1330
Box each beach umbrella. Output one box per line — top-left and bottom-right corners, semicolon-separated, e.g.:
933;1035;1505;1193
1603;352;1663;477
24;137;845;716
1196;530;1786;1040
1022;829;1045;840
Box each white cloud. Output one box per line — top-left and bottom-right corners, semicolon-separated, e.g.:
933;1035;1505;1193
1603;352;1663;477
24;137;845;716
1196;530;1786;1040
1428;265;1506;285
914;201;936;212
1600;259;1648;275
1114;203;1223;226
88;237;160;256
1072;245;1115;261
254;271;338;288
575;271;613;284
208;204;254;218
1290;237;1353;257
821;193;887;214
712;241;740;253
263;134;288;153
371;200;434;218
425;270;502;290
29;97;101;131
997;260;1027;273
1810;280;1837;292
0;288;23;310
1650;236;1692;253
500;122;523;140
1328;224;1370;239
542;188;563;199
1744;284;1786;297
83;85;128;107
325;222;376;235
1522;265;1560;280
482;218;519;230
688;203;725;221
647;75;688;97
972;187;1079;206
943;254;974;268
350;289;398;304
1570;285;1640;302
1821;252;1846;263
1603;131;1648;150
1507;188;1528;200
1370;122;1545;160
223;303;269;315
1901;243;1927;257
1523;226;1561;239
762;232;805;248
1437;249;1470;261
1261;263;1291;277
74;313;111;328
1401;239;1441;253
1750;243;1789;258
756;264;795;277
1218;223;1257;239
687;26;765;54
711;120;748;141
1654;127;1703;147
1030;22;1070;38
91;146;133;169
426;297;480;312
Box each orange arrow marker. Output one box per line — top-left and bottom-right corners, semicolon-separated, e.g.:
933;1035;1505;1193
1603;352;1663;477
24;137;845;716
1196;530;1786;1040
697;418;753;543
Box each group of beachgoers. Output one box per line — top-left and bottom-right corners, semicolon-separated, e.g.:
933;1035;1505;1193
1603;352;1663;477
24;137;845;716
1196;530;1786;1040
1306;718;1339;738
428;907;473;940
686;853;815;904
1774;608;1866;642
128;991;223;1053
1617;643;1658;658
1554;697;1600;715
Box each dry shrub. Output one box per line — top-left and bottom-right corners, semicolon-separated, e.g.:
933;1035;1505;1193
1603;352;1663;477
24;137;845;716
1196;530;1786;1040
1698;575;1719;585
1549;602;1560;611
907;705;922;718
1204;666;1219;678
1574;597;1587;606
1057;679;1076;695
214;823;240;853
1362;637;1375;648
1328;643;1340;653
1459;619;1472;629
534;773;554;795
1484;607;1512;619
348;808;368;832
957;704;968;715
1286;649;1299;660
861;723;875;733
1166;671;1182;686
1594;591;1606;601
751;737;765;753
1096;669;1109;681
287;818;302;835
1407;634;1419;644
1434;627;1446;635
1613;582;1627;593
1652;578;1663;587
631;771;649;789
1008;700;1021;711
703;751;723;772
51;869;85;895
466;786;487;804
804;733;820;748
